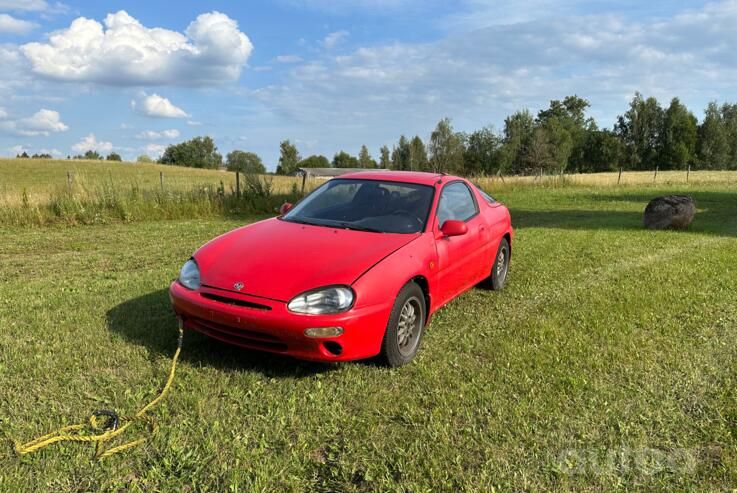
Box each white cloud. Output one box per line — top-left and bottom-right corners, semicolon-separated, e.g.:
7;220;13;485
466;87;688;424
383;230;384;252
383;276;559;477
20;10;253;86
281;0;429;14
72;133;113;153
0;0;48;11
142;143;167;157
0;108;68;136
0;14;38;34
322;30;349;49
136;129;180;140
4;145;59;157
273;54;303;63
9;144;26;155
255;0;737;136
21;108;68;134
131;93;189;118
187;120;202;126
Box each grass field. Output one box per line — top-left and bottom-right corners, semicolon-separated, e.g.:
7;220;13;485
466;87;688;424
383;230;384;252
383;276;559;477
0;158;303;207
1;173;736;491
3;157;737;206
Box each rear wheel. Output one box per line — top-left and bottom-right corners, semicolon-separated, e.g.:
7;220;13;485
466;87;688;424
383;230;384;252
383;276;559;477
481;237;510;290
378;282;426;367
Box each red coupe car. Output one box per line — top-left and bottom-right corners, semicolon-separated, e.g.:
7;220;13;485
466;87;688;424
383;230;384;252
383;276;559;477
170;171;513;366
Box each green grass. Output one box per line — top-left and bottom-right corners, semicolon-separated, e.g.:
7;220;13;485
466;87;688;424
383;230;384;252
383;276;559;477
1;184;736;491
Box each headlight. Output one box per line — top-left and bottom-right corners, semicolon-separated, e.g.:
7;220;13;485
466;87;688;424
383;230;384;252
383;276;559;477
178;259;201;290
287;286;354;314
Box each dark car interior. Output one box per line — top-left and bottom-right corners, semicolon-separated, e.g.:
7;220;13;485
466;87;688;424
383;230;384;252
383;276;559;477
283;179;435;234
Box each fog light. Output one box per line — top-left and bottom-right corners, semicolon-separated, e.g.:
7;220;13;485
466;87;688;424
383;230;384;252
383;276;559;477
304;327;343;338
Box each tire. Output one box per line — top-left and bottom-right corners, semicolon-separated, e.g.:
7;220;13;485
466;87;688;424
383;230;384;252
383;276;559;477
378;282;426;367
481;237;510;291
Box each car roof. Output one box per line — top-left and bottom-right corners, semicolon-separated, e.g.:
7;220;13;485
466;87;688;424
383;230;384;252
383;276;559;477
337;170;462;186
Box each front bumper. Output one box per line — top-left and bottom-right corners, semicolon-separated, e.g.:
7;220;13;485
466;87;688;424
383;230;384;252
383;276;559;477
169;281;391;362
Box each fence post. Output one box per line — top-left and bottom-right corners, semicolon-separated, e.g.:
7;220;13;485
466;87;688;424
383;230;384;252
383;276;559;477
653;166;658;183
301;172;307;195
687;164;690;183
67;171;73;189
617;167;623;185
236;171;241;198
160;171;164;191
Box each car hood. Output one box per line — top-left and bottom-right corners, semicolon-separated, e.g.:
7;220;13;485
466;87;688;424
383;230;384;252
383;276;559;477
195;218;419;302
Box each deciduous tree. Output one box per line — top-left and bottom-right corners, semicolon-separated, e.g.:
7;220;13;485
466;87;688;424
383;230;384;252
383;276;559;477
358;145;377;168
275;140;300;175
333;150;359;168
408;136;428;171
697;102;729;169
463;126;500;175
660;97;697;169
298;154;330;168
391;135;411;170
226;150;266;174
379;145;391;169
615;93;664;170
159;136;222;169
428;118;465;173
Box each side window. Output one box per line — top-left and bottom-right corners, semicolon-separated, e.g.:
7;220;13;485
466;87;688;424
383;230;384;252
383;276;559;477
436;182;478;226
473;183;496;204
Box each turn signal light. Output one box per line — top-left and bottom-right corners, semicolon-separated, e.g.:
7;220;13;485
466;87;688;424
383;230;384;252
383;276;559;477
304;327;344;338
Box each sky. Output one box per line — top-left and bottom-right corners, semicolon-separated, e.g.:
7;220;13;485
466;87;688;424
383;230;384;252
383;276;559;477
0;0;735;169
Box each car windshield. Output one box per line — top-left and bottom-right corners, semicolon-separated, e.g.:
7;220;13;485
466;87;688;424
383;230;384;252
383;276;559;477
282;178;435;234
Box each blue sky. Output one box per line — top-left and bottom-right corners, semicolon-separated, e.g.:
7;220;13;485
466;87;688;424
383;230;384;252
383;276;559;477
0;0;734;169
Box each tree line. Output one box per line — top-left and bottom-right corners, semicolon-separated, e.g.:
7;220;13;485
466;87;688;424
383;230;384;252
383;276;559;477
93;92;737;175
16;150;122;161
274;93;737;175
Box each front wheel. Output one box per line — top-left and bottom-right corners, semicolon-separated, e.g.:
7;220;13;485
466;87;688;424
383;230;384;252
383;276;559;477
378;282;426;367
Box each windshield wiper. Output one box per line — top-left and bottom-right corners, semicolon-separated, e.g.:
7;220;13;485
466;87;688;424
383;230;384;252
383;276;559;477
336;222;384;233
283;217;321;226
284;217;383;233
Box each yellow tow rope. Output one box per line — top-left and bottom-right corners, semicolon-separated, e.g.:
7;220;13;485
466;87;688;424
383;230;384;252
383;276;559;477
13;325;184;460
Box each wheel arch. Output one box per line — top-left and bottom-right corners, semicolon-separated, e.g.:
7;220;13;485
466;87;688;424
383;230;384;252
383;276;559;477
503;232;512;260
409;275;431;325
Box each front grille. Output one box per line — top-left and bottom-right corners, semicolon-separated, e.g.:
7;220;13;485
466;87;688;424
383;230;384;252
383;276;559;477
187;317;288;352
200;292;271;311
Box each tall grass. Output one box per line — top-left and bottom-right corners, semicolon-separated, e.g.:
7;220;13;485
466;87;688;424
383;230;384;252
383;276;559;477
3;158;737;227
0;177;300;227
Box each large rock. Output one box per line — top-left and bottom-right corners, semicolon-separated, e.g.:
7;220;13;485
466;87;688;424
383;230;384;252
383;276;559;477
643;195;695;230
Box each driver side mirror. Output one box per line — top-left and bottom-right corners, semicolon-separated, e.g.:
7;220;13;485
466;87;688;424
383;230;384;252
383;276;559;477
279;202;293;215
440;220;468;237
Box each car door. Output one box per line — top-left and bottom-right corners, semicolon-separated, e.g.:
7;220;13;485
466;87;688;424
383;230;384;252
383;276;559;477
473;185;508;273
433;181;486;306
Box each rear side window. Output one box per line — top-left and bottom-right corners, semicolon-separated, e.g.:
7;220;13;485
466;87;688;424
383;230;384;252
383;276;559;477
437;182;478;226
473;183;496;204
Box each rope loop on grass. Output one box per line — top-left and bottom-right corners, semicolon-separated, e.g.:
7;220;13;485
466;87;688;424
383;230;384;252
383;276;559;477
12;325;183;460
